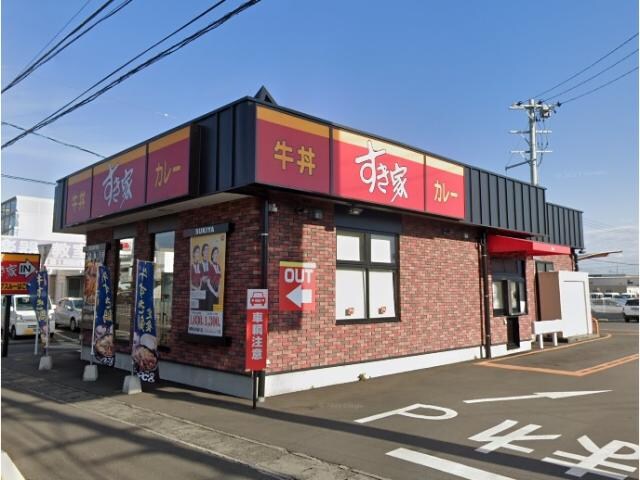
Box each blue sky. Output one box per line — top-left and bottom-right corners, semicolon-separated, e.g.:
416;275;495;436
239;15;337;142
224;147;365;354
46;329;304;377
2;0;638;274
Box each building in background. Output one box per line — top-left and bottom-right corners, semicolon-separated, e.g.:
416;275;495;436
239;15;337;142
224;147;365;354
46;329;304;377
589;274;639;295
1;195;85;301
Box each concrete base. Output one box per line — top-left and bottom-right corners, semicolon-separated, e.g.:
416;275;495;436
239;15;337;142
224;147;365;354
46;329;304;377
122;375;142;395
38;356;52;370
83;364;98;382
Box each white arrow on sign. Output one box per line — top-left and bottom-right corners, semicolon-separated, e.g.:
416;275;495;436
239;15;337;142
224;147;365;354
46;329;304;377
18;260;36;276
286;284;313;308
464;390;611;404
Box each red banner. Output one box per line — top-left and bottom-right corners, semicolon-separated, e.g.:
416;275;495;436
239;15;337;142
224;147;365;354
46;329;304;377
65;168;92;226
278;261;316;312
1;253;40;294
91;146;146;218
425;156;465;219
245;289;268;371
333;130;425;211
146;127;192;204
256;106;330;194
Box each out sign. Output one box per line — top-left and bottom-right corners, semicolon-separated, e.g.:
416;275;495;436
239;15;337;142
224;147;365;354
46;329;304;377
279;261;316;311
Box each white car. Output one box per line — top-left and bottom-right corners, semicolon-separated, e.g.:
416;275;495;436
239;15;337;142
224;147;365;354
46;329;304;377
590;298;625;317
1;295;56;339
623;299;639;323
54;297;84;331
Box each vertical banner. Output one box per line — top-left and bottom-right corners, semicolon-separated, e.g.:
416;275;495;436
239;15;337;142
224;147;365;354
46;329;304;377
188;232;227;337
81;244;107;332
27;270;49;351
93;265;115;366
133;260;158;382
246;289;268;371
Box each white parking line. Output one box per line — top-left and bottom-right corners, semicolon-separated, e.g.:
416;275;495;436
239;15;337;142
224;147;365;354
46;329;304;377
54;332;79;343
386;448;515;480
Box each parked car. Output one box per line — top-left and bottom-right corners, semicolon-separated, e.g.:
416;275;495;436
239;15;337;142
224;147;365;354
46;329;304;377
623;299;639;323
54;297;84;331
590;298;625;317
1;295;56;339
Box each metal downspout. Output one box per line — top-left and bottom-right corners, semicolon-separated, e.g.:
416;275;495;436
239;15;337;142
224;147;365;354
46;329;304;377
481;232;492;359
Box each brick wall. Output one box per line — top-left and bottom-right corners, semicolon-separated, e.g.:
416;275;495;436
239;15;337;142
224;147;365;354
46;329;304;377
83;192;576;376
84;197;262;371
266;192;484;373
163;197;262;371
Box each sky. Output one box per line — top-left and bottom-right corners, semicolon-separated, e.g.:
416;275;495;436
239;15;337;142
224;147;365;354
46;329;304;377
1;0;638;275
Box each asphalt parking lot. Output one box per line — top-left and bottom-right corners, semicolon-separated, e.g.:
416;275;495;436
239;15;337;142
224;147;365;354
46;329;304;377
2;322;638;480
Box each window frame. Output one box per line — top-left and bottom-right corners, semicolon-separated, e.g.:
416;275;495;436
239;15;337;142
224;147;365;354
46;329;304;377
114;237;135;343
336;229;399;325
153;230;175;347
491;258;528;317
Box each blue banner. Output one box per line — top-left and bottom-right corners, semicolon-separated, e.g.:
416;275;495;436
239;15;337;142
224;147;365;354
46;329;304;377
133;260;158;382
93;264;115;366
27;270;49;352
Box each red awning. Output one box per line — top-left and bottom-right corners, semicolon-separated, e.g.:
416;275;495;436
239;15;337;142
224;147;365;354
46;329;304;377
487;234;571;256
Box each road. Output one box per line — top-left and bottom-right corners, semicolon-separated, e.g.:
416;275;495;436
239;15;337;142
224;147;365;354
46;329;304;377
2;323;638;480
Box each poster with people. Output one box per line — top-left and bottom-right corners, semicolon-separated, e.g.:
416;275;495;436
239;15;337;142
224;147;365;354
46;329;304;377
93;264;115;367
132;260;159;382
27;269;49;351
188;232;226;337
81;244;107;331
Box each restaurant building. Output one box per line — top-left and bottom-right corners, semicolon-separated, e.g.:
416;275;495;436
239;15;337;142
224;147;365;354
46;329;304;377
53;88;586;398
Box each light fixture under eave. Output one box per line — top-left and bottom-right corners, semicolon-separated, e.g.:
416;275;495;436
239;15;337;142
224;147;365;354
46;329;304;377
348;206;364;216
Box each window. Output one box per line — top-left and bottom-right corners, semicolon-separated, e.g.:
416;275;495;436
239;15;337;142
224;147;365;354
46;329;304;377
154;231;174;346
491;258;527;316
115;238;134;341
336;230;398;322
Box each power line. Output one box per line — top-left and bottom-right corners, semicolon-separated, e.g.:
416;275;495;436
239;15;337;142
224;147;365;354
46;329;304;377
2;0;261;150
586;259;639;266
531;32;638;100
544;48;638;102
16;0;94;78
2;0;229;148
2;121;105;158
557;66;638;105
1;174;56;186
2;0;131;93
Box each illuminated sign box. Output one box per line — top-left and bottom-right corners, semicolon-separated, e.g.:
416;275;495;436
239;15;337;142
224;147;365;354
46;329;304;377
91;146;146;218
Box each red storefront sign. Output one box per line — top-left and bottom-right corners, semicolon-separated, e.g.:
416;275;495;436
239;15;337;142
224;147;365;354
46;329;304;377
256;106;330;194
146;127;192;204
333;129;425;211
425;156;465;219
65;168;92;226
246;289;269;371
91;146;146;218
278;261;316;312
1;253;40;294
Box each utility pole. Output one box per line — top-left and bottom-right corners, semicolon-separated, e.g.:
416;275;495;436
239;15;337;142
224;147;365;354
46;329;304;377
508;99;557;186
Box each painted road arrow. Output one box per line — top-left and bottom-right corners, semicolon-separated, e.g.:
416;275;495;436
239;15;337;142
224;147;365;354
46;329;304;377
464;390;611;404
286;284;313;308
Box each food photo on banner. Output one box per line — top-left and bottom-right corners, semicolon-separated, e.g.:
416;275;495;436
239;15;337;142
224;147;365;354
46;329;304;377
188;232;226;337
133;260;158;382
81;244;106;330
27;269;49;351
93;265;115;366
